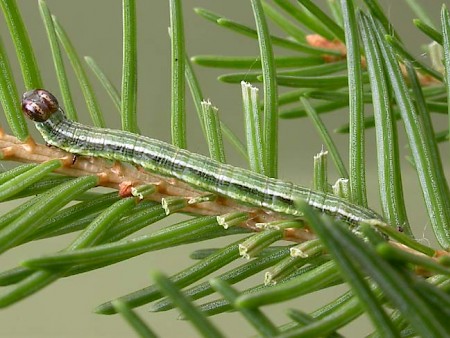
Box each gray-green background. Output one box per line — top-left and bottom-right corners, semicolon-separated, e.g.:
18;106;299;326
0;1;447;337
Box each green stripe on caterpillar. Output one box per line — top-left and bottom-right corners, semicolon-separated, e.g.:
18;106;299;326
21;89;384;224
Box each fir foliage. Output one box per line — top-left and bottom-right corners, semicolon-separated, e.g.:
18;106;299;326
0;0;449;336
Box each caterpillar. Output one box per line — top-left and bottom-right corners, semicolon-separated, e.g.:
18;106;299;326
21;89;383;224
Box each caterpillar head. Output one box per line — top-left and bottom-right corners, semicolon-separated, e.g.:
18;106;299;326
21;89;60;122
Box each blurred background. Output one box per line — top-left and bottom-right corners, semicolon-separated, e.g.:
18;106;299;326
0;1;447;336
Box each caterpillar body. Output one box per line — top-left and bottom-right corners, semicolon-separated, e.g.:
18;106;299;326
21;89;383;224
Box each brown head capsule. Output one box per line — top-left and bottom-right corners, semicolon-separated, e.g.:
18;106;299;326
21;89;60;122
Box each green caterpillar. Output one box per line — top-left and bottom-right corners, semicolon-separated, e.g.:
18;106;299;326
21;89;383;224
